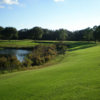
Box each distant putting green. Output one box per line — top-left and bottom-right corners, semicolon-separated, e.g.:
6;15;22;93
0;42;100;100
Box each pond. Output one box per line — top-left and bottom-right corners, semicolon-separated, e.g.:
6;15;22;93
0;49;32;62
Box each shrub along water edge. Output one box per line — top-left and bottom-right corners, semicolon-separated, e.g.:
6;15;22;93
0;42;67;73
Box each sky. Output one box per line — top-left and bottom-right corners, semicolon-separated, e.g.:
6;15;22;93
0;0;100;31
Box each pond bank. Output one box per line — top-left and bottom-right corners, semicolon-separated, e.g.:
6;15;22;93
0;46;35;50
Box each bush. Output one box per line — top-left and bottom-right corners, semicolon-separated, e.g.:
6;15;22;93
27;45;57;65
0;56;7;73
0;55;21;73
8;56;21;71
55;42;67;54
26;43;67;66
32;56;45;65
23;58;32;67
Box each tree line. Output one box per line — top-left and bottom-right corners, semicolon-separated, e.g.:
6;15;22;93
0;25;100;43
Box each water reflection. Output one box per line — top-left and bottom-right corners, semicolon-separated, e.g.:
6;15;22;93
0;49;32;62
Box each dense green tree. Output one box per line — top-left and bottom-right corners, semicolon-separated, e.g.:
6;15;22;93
59;29;68;40
84;28;94;42
0;26;3;32
1;27;18;40
30;27;44;40
42;29;50;40
93;26;100;43
0;26;4;39
55;29;68;41
18;29;29;39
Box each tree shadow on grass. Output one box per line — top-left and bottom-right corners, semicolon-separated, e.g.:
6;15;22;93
68;41;97;51
33;41;97;51
0;40;8;42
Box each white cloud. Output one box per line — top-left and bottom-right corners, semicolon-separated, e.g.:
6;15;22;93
0;0;20;8
54;0;65;2
0;5;5;8
0;0;19;5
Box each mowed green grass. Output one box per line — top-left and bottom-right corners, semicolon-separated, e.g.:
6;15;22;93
0;40;58;48
0;40;96;48
0;43;100;100
0;40;39;48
